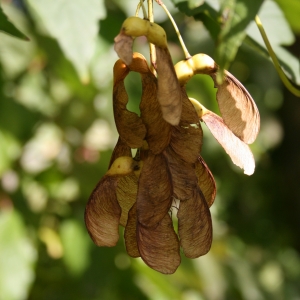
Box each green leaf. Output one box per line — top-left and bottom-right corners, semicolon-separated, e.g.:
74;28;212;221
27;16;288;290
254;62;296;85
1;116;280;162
246;0;300;85
0;4;29;40
188;0;205;9
215;0;263;81
0;209;37;300
60;219;90;276
274;0;300;33
26;0;106;83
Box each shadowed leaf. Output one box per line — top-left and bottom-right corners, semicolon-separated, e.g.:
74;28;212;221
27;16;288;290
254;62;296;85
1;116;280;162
0;5;29;40
137;153;173;228
178;188;212;258
195;156;216;207
202;111;255;175
137;214;181;274
212;71;260;144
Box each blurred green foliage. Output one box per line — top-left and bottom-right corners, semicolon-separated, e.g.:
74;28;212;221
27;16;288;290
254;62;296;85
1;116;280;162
0;0;300;299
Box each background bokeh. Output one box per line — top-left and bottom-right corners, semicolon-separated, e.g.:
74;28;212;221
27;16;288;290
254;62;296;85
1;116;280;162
0;0;300;299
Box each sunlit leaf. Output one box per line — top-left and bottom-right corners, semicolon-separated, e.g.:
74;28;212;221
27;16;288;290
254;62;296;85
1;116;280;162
0;5;28;40
137;214;181;274
26;0;106;82
195;156;216;207
60;219;90;276
246;0;300;85
215;0;263;78
137;153;173;228
178;188;212;258
274;0;300;33
202;111;255;175
0;209;37;300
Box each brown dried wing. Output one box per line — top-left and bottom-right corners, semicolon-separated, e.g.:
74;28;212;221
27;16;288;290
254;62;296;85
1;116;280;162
202;111;255;175
137;152;173;228
124;203;140;258
116;173;138;227
140;68;172;154
85;176;121;247
170;89;203;163
113;60;146;148
178;188;212;258
137;214;181;274
195;156;216;207
163;146;198;201
213;71;260;144
109;137;132;168
155;46;182;126
114;32;134;66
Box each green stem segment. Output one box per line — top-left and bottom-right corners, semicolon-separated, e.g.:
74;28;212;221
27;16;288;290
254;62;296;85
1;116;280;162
155;0;191;59
255;15;300;97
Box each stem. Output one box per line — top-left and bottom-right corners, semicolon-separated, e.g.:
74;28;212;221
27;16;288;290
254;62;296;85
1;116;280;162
255;15;300;97
136;0;147;18
148;0;157;72
156;0;191;59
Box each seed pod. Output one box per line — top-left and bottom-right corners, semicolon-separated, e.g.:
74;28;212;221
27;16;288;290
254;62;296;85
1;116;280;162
113;59;146;149
136;152;173;228
156;47;183;125
178;188;212;258
85;156;138;247
175;54;260;144
190;98;255;175
169;88;202;163
195;156;216;207
137;214;181;274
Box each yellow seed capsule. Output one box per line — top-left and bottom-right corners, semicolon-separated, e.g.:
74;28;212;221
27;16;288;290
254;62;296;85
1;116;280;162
106;156;138;176
175;54;217;85
189;98;209;119
121;16;167;48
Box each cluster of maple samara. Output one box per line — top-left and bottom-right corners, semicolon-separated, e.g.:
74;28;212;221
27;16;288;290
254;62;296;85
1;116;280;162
85;16;260;274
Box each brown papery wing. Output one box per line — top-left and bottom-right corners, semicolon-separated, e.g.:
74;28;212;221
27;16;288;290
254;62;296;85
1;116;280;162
213;71;260;144
140;70;172;154
155;46;182;126
116;173;138;227
137;152;173;228
85;176;121;247
137;214;181;274
163;146;198;201
202;111;255;175
113;60;146;148
178;188;212;258
109;137;132;168
195;156;216;207
170;88;203;163
124;203;140;258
